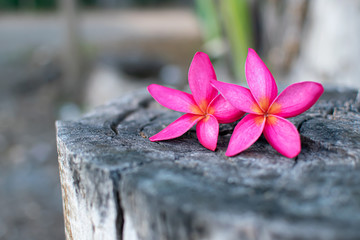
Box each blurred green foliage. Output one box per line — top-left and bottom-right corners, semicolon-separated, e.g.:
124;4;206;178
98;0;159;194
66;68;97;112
194;0;222;42
195;0;253;82
220;0;253;81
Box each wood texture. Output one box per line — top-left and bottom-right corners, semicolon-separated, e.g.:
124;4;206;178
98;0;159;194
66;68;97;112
56;89;360;240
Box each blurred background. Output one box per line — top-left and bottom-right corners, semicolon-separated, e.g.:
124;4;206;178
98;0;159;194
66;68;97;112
0;0;359;239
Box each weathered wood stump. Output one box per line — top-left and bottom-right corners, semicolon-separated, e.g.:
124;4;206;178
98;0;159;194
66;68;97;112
56;89;360;240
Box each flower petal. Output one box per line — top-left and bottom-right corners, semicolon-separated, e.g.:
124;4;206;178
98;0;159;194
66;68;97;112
210;80;262;114
196;115;219;151
245;48;278;111
188;52;218;111
208;94;245;123
149;114;203;141
269;81;324;118
263;116;300;158
226;114;266;157
148;84;202;114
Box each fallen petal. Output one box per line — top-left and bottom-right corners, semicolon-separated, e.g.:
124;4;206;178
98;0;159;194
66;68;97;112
196;115;219;151
263;116;301;158
211;80;262;114
226;114;265;157
148;84;202;114
245;48;278;111
149;113;203;141
269;81;324;118
188;52;218;111
209;94;245;123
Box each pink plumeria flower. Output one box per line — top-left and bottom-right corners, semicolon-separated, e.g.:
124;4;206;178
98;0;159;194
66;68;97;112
211;48;324;158
148;52;244;151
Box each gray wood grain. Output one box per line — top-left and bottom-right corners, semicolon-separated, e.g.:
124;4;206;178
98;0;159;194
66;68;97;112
56;89;360;240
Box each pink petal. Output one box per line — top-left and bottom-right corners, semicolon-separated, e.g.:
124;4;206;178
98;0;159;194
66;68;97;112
210;80;263;114
208;94;245;123
269;81;324;118
149;114;203;141
226;114;266;157
245;48;278;111
148;84;202;114
263;116;300;158
188;52;218;112
196;115;219;151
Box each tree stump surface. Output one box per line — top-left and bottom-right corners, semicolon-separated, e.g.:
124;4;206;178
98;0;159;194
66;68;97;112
56;89;360;240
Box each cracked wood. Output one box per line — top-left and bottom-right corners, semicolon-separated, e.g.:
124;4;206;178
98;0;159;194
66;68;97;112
56;89;360;240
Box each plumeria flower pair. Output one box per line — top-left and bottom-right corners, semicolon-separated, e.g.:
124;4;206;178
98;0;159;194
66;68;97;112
148;49;324;158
